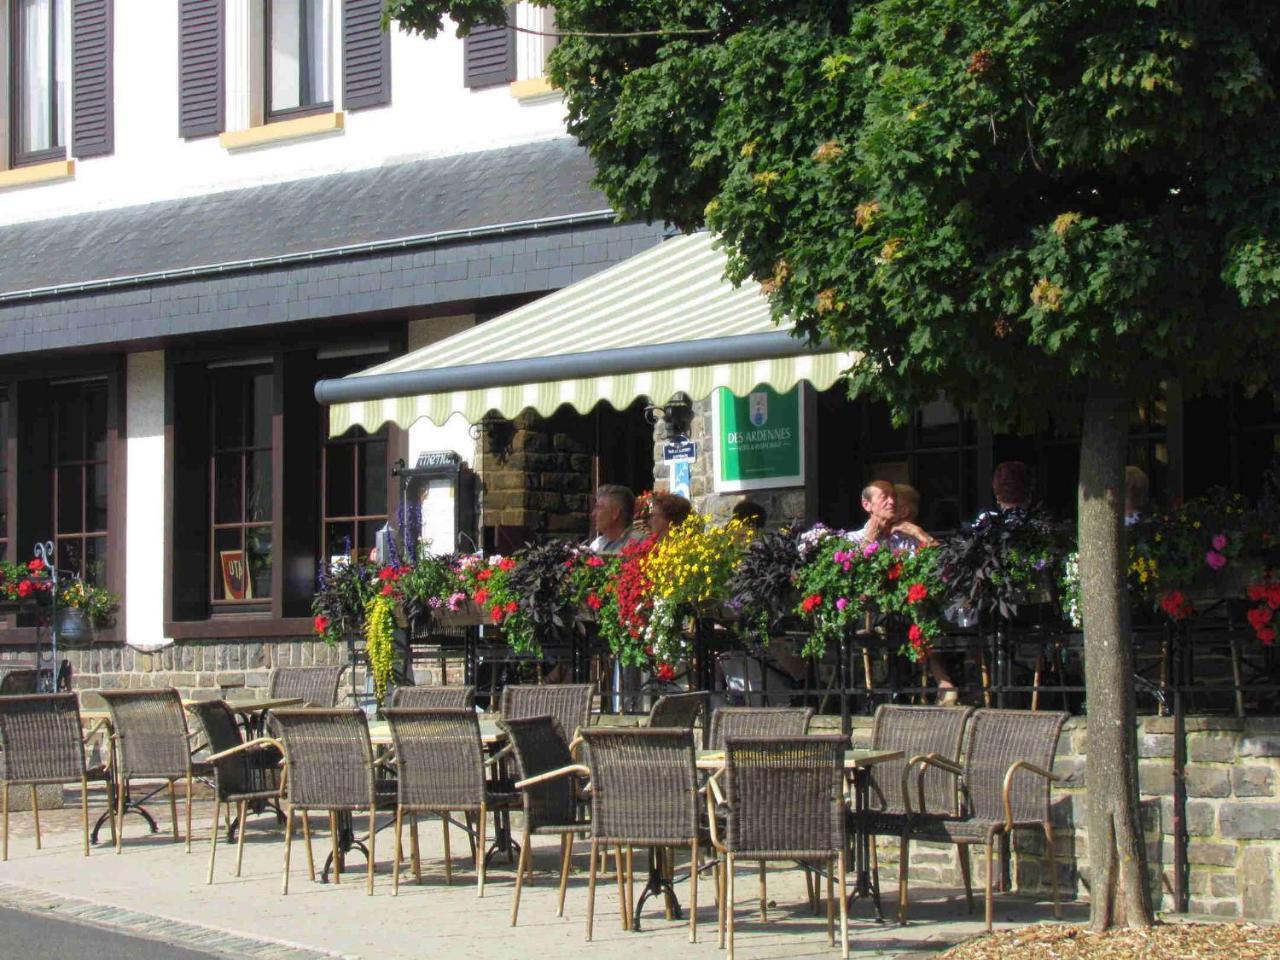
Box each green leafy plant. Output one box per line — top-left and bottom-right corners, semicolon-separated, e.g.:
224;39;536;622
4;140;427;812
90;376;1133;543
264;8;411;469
363;592;397;706
311;553;380;645
58;578;120;628
726;527;803;642
935;508;1066;620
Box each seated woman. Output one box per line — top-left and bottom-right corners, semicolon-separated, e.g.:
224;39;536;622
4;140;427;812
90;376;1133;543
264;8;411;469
649;492;693;540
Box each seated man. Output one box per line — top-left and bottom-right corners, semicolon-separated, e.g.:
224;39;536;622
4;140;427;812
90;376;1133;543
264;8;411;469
588;484;646;554
851;480;927;550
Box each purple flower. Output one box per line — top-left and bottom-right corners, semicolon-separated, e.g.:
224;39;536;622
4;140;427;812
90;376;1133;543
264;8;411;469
862;541;880;558
835;597;849;611
1033;557;1049;571
1212;534;1228;551
1205;551;1227;571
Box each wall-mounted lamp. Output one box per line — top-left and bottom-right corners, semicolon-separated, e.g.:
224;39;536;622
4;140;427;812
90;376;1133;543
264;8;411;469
644;392;694;441
468;413;515;461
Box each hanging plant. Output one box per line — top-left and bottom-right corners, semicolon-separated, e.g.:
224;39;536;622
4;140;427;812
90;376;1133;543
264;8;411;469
363;592;397;706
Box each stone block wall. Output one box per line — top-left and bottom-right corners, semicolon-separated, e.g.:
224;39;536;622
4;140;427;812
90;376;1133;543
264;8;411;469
833;713;1280;921
479;409;595;539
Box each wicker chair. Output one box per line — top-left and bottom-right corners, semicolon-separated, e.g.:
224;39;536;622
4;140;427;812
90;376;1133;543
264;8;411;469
499;684;594;743
187;700;284;883
0;693;112;859
647;692;709;739
711;736;850;960
898;708;1068;930
391;685;476;709
98;689;210;854
271;707;394;895
861;705;973;898
268;665;346;707
579;727;702;943
708;707;814;749
0;669;41;695
501;714;592;925
383;707;517;897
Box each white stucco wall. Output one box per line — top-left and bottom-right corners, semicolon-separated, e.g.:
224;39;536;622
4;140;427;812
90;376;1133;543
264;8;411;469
0;3;568;226
124;351;170;650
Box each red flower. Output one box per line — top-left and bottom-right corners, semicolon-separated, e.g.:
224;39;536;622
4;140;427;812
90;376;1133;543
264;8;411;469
585;555;605;568
656;663;675;682
380;582;395;596
563;560;575;569
474;587;490;606
313;615;330;635
490;605;504;623
586;593;603;610
1247;605;1273;632
887;563;902;581
906;583;928;604
504;601;518;614
477;568;493;581
17;580;32;598
27;558;44;573
378;565;396;581
1267;585;1280;610
1160;590;1194;620
1248;584;1267;603
801;593;823;614
908;623;924;644
498;558;516;572
1259;626;1276;645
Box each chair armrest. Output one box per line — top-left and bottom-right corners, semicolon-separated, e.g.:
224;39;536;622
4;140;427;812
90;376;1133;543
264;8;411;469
514;764;589;791
704;785;725;851
1001;760;1059;830
81;719;109;745
901;753;961;817
568;733;584;760
484;743;513;767
205;737;283;765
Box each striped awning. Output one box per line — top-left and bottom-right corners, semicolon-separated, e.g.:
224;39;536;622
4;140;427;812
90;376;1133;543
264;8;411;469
321;232;854;434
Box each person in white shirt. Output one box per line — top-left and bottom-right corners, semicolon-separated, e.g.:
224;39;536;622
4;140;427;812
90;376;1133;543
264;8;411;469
588;485;645;554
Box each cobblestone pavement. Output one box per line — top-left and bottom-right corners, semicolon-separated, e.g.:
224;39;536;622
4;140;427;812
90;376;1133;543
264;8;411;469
0;785;1084;959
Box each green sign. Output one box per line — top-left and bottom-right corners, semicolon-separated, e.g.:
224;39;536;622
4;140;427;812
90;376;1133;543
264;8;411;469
713;385;805;492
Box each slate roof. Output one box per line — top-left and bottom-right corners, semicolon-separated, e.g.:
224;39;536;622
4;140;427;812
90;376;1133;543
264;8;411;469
0;137;610;297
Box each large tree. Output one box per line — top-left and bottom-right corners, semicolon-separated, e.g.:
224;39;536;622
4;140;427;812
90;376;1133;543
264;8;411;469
389;0;1280;928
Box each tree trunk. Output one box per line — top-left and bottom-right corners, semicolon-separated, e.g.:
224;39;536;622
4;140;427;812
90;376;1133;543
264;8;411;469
1078;379;1153;931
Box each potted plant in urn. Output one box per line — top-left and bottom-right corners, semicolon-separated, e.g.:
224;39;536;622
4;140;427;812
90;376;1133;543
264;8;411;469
56;578;120;641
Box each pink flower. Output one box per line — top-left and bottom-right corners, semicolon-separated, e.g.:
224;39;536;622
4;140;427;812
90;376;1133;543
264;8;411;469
835;597;849;612
1205;551;1227;571
447;591;467;611
862;541;880;558
1211;534;1228;551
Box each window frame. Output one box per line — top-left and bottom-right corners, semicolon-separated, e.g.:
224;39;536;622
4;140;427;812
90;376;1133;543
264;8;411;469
320;425;390;566
9;0;68;167
263;0;334;123
50;377;111;587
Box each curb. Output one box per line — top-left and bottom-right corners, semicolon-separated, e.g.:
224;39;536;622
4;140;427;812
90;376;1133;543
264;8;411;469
0;880;354;960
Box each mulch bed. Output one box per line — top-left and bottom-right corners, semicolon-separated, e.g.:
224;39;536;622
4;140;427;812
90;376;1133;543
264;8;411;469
939;921;1280;959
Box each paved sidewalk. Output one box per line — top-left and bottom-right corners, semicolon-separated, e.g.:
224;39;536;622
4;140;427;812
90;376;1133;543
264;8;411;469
0;789;1085;959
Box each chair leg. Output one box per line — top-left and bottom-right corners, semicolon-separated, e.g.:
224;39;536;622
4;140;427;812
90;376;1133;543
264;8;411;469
626;847;636;928
897;833;910;924
435;814;445;884
838;850;849;960
367;808;376;896
1044;822;1062;919
511;825;531;926
477;802;487;897
81;776;90;858
585;838;599;942
330;811;341;885
235;800;248;877
716;857;726;949
726;853;736;960
185;772;193;853
301;811;315;881
958;842;975;913
759;860;767;921
557;833;573;917
614;846;628;930
116;776;126;853
826;857;835;946
167;779;179;841
207;799;221;884
281;806;295;895
689;837;699;944
984;835;996;932
30;785;41;850
393;807;404;896
1;783;7;861
412;815;422;882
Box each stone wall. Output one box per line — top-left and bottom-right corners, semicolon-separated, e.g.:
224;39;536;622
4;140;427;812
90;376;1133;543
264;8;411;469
830;712;1280;921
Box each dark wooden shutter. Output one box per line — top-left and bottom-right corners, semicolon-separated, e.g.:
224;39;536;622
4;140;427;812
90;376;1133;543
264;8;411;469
463;4;515;89
178;0;224;139
342;0;390;111
72;0;114;158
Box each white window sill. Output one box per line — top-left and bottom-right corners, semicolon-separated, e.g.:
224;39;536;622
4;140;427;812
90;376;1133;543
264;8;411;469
219;111;345;151
510;76;559;102
0;159;75;191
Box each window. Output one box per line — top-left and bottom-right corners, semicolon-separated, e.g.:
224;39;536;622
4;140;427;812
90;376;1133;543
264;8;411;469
322;426;388;562
0;393;9;560
50;379;109;584
266;0;333;120
210;365;273;602
517;3;556;80
11;0;69;166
